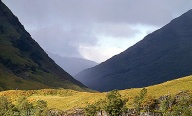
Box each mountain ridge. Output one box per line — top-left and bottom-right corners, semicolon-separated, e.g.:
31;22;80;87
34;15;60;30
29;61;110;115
47;51;98;76
75;9;192;92
0;0;89;91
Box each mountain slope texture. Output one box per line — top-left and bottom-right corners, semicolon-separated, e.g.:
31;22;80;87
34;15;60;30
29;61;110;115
47;52;98;76
0;0;89;91
75;9;192;92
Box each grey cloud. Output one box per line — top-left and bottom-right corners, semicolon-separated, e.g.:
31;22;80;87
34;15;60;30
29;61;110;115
30;24;98;57
4;0;192;26
2;0;192;60
94;23;140;38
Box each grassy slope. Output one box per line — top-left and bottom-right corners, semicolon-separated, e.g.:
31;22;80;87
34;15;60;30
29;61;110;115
0;75;192;110
0;29;88;91
0;63;92;92
120;75;192;106
0;64;49;90
0;1;90;92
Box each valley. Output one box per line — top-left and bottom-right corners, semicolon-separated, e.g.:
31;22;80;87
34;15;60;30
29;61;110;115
0;0;192;115
0;75;192;115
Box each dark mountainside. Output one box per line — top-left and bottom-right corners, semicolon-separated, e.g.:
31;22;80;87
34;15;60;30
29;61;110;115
0;1;89;91
75;9;192;92
47;52;98;76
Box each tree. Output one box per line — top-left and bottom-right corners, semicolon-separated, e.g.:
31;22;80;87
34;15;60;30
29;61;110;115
161;92;192;116
94;99;107;115
15;96;33;116
35;100;48;116
133;88;147;115
140;88;147;101
36;100;47;108
170;96;192;116
159;95;174;114
105;90;126;116
133;95;140;114
160;99;169;113
85;104;97;116
141;95;157;115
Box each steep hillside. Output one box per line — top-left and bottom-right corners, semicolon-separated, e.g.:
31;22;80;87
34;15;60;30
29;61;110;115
47;52;98;76
75;9;192;91
0;1;89;91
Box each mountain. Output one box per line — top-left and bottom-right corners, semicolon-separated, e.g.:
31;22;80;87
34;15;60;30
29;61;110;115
75;9;192;92
0;1;89;91
47;52;98;76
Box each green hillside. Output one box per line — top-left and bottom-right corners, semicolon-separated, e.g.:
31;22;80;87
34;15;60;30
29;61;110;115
0;75;192;111
0;0;89;91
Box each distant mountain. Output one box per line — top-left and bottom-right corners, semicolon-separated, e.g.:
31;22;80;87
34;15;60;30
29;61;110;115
47;52;98;76
75;9;192;92
0;1;89;91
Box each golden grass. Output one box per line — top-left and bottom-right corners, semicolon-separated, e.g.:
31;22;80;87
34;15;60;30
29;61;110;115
29;92;105;110
120;75;192;105
0;75;192;110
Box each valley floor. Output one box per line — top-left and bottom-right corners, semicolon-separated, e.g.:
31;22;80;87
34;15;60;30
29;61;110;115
0;75;192;115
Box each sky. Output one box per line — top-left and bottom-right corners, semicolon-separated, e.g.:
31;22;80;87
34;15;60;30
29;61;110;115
2;0;192;63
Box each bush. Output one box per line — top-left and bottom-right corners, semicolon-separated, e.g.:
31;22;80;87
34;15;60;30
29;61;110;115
35;100;48;115
0;96;15;115
85;104;97;116
105;90;126;116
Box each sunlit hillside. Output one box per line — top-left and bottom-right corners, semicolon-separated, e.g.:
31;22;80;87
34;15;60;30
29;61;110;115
0;75;192;111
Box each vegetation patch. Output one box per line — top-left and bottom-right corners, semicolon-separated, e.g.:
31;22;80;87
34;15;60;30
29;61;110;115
0;75;192;115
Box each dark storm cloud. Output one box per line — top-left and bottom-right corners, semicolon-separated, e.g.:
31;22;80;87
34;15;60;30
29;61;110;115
2;0;192;60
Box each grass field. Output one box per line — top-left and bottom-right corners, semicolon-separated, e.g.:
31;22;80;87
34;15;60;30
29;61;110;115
0;75;192;111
